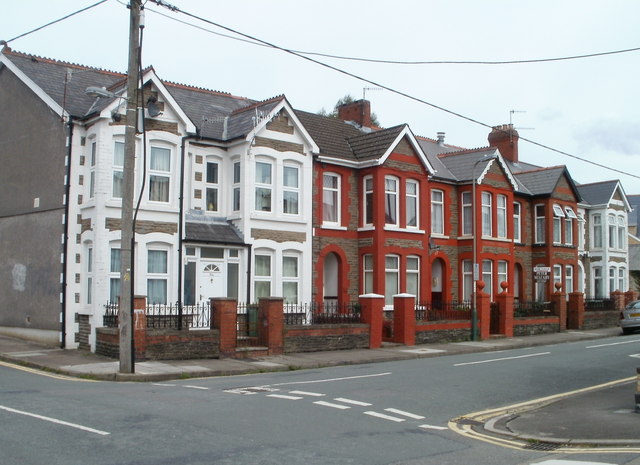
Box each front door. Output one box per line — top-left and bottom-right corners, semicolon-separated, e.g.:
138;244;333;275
199;261;225;304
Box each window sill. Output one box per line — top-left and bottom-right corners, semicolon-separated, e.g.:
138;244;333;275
321;224;348;231
383;226;425;234
358;226;375;232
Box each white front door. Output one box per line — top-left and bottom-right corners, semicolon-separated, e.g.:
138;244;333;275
199;261;225;304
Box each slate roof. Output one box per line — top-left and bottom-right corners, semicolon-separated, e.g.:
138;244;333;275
437;149;499;182
627;194;640;229
347;124;406;161
513;166;570;196
576;180;620;206
184;222;244;245
294;110;364;160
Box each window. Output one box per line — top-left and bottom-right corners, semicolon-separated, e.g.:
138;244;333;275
593;267;603;298
323;173;340;224
255;161;272;212
593;214;602;248
481;192;492;236
363;254;374;294
497;260;508;290
233;162;241;211
147;249;168;305
608;214;616;249
554;264;562;292
206;161;219;212
407;181;419;228
578;212;586;249
406;256;420;300
113;141;124;198
431;189;444;234
254;253;272;299
482;260;493;299
149;146;171;202
364;176;374;226
384;177;398;226
89;141;96;198
462;260;473;301
283;165;299;215
564;207;576;245
282;255;299;304
535;205;545;244
617;216;626;250
497;195;507;238
619;267;626;292
513;202;521;243
86;246;93;304
461;192;472;235
384;255;399;305
553;205;565;245
566;265;574;295
609;267;616;293
109;247;121;304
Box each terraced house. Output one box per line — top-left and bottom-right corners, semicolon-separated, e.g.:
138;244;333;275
0;47;631;352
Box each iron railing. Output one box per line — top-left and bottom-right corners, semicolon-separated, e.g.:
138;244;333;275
102;302;211;329
284;302;362;325
414;301;472;322
514;300;555;317
584;298;615;311
236;303;259;343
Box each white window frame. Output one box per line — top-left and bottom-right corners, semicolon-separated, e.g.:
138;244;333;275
497;194;507;238
608;214;616;249
363;176;374;227
322;172;340;225
578;212;586;250
112;141;124;199
109;246;121;304
481;192;492;237
462;259;473;301
254;251;273;299
86;245;93;305
384;254;400;306
593;214;602;248
619;267;626;292
89;141;96;199
609;266;617;293
149;145;172;203
147;248;169;305
593;266;603;298
553;204;565;245
563;207;574;245
363;254;374;294
282;253;300;304
232;161;241;212
617;216;626;250
430;189;444;235
255;160;273;213
535;204;546;244
482;259;493;299
513;202;521;243
553;264;562;292
461;191;472;236
282;163;300;215
384;176;399;226
497;260;508;291
205;159;219;213
406;180;419;229
565;265;574;296
406;255;420;301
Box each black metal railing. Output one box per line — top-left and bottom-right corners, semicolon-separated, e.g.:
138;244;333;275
102;302;211;329
584;298;615;311
235;303;259;345
514;301;555;317
284;302;362;325
103;302;119;327
415;301;472;322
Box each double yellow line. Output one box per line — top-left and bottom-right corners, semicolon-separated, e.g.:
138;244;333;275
0;360;96;382
448;377;639;453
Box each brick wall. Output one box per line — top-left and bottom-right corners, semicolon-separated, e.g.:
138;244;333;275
513;317;560;336
284;324;369;352
75;314;91;350
583;310;620;330
416;321;470;344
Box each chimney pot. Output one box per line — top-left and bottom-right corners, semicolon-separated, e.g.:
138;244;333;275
437;132;445;145
488;124;519;162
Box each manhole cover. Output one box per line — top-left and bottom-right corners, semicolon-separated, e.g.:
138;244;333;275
523;441;561;451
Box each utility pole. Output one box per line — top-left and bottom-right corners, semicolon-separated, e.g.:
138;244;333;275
119;0;141;373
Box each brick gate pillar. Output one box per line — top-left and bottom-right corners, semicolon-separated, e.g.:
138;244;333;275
611;290;625;311
359;294;384;349
393;294;416;346
258;297;284;355
550;282;567;330
133;295;147;361
495;283;514;337
211;298;237;357
624;290;638;307
476;281;491;340
567;292;584;330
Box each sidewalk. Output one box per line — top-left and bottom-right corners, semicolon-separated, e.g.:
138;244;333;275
1;326;638;448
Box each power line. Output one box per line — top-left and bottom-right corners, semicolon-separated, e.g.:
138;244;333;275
5;0;109;44
149;0;639;181
144;4;640;66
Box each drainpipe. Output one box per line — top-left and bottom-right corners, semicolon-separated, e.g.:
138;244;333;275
246;243;252;303
61;116;74;348
177;135;190;329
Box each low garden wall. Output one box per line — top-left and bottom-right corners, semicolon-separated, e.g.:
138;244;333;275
583;310;619;330
513;316;560;336
284;324;369;353
415;321;470;344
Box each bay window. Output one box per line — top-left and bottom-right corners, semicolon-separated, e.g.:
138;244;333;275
384;255;399;305
497;194;507;238
430;189;444;234
323;173;340;224
407;180;419;228
552;204;564;244
255;161;272;212
147;249;168;305
384;177;398;226
206;160;219;212
481;192;492;236
363;254;374;294
283;164;299;215
462;259;473;301
461;192;472;235
254;253;272;299
282;254;299;304
149;146;171;202
364;176;374;226
535;204;545;244
593;214;602;248
113;141;124;198
406;256;420;301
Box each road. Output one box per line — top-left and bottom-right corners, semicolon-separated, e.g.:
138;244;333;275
1;335;639;465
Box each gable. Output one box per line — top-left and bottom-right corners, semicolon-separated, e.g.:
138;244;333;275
552;175;578;203
384;136;429;176
482;160;512;190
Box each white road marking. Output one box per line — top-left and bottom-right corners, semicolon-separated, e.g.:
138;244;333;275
268;372;391;387
630;354;640;358
289;390;325;397
183;385;209;390
334;398;372;406
587;339;640;348
531;460;616;465
313;401;351;410
454;352;550;366
0;405;110;436
400;348;446;354
363;411;405;422
384;408;425;419
267;394;303;400
419;424;448;431
151;383;176;387
224;386;279;395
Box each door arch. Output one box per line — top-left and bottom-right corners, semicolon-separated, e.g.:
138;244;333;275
431;258;445;305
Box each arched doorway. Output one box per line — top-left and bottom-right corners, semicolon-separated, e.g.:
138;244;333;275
431;258;445;305
323;252;339;307
514;263;523;302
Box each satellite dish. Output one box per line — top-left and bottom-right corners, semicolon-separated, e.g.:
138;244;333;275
147;101;162;117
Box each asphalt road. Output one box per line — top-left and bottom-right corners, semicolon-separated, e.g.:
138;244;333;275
1;335;639;465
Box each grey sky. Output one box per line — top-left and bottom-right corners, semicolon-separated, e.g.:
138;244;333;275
3;0;639;193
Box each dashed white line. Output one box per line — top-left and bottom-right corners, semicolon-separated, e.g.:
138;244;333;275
419;424;448;431
334;397;372;406
384;408;425;420
454;352;550;366
151;383;176;387
289;390;325;397
267;394;303;400
363;411;405;422
269;372;391;387
313;401;351;410
587;339;640;349
183;385;209;390
0;405;110;436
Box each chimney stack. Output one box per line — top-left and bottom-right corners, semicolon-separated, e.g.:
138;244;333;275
437;132;446;145
337;99;372;128
488;124;519;162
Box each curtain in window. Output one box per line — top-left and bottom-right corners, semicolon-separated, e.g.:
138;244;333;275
150;147;170;171
283;166;298;187
283;191;299;214
255;187;271;211
255;255;271;276
283;282;298;304
148;279;167;305
110;249;121;273
283;256;298;277
109;278;120;303
148;250;167;273
150;175;169;202
114;142;125;167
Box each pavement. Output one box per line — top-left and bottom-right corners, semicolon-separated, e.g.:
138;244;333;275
1;326;638;450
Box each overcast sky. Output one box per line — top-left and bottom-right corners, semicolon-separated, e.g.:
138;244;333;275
3;0;639;195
